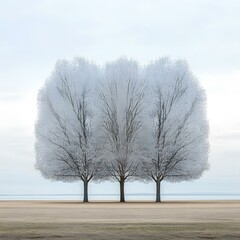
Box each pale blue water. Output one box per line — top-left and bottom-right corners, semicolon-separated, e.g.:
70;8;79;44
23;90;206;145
0;193;239;201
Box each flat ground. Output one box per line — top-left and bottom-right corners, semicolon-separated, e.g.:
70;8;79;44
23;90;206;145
0;200;239;239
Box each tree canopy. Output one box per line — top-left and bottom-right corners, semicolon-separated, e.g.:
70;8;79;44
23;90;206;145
35;57;209;202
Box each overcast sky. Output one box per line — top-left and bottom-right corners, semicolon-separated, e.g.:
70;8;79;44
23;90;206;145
0;0;239;197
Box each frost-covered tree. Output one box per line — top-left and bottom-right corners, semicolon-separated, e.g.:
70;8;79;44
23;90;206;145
141;59;209;202
98;59;145;202
35;58;101;202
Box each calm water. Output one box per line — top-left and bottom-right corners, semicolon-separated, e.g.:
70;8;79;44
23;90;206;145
0;193;239;201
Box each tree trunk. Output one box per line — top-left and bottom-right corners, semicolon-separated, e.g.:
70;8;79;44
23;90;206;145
119;177;125;202
83;180;88;202
156;180;161;202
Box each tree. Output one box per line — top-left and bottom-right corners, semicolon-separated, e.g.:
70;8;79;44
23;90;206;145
141;59;209;202
35;58;101;202
98;59;145;202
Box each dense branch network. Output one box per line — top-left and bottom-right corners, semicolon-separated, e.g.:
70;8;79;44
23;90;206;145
35;57;209;202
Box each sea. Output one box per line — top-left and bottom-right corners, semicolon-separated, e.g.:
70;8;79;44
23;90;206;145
0;193;239;201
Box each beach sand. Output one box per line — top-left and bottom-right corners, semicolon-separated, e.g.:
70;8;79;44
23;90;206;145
0;200;239;239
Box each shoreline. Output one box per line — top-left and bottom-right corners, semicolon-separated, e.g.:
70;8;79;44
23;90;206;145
0;199;239;203
1;200;239;239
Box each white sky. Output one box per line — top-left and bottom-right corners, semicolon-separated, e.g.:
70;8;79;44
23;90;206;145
0;0;239;196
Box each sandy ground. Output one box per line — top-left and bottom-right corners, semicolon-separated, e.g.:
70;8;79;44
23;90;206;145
0;200;239;239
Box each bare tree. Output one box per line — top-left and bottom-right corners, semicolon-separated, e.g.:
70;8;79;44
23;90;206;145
98;59;145;202
35;58;101;202
141;59;209;202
